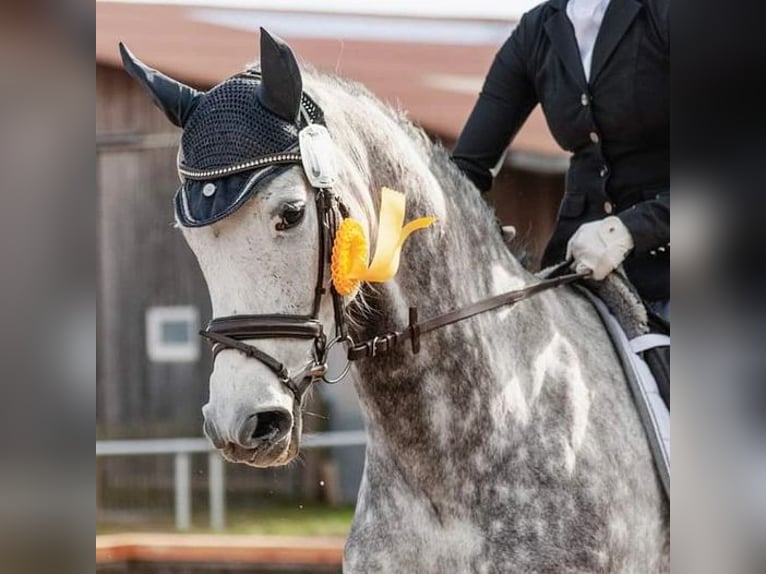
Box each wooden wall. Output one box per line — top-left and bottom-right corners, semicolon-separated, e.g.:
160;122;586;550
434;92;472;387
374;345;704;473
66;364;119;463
434;135;566;270
487;167;565;270
97;65;212;438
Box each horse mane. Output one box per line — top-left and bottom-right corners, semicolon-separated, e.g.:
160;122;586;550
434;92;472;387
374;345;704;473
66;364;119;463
285;65;524;261
244;60;514;246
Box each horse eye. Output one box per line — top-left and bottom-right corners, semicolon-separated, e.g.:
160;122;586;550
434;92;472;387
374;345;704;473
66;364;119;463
276;204;306;230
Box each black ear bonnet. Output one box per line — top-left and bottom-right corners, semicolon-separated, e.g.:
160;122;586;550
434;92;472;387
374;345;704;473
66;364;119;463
119;29;324;227
174;72;323;227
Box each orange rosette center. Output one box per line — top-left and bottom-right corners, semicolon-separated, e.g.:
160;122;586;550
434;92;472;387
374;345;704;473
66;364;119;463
331;218;369;296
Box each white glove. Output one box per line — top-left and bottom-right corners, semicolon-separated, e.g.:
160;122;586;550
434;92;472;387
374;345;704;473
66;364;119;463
566;216;634;280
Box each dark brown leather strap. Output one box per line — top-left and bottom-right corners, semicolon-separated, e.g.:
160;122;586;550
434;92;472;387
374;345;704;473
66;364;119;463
347;269;590;361
200;330;289;379
205;315;323;340
311;190;330;318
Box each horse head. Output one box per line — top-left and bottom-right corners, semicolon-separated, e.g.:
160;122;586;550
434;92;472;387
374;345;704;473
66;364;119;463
121;29;381;466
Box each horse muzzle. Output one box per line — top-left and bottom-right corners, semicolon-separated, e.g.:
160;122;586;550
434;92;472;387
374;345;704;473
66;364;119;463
202;398;300;467
203;405;297;466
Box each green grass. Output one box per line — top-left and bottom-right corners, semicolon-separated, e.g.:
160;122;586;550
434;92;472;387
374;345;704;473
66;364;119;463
97;503;356;537
224;504;355;536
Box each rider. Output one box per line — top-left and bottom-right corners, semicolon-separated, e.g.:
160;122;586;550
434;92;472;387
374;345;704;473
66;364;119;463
451;0;669;321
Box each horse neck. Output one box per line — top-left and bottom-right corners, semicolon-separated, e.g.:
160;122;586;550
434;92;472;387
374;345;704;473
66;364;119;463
341;112;555;493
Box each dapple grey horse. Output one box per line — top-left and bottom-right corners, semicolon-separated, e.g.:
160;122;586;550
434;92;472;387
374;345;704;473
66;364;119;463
122;30;668;573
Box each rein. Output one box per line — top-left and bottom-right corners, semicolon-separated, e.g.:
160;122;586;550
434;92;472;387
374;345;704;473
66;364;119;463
347;265;589;361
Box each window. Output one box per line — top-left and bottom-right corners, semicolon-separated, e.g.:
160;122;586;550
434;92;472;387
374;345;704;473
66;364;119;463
146;306;200;362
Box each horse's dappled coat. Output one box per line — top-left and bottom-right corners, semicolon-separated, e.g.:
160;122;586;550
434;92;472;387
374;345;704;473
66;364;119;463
274;72;669;571
121;30;669;573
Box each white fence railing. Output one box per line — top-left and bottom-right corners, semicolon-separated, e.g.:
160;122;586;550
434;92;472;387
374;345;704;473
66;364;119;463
96;431;367;531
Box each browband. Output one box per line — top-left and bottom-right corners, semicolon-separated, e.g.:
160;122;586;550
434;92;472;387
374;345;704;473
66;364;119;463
178;152;302;181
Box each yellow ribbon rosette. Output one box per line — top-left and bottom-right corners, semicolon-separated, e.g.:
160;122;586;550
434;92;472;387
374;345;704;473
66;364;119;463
331;187;436;296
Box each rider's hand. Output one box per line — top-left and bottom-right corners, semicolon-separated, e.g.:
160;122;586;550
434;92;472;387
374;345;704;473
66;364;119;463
566;216;634;280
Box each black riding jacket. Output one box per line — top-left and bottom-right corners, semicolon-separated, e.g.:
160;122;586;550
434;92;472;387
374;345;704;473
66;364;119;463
451;0;669;302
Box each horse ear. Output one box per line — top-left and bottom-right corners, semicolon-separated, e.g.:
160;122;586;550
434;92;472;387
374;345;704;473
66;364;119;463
258;28;303;123
119;42;202;128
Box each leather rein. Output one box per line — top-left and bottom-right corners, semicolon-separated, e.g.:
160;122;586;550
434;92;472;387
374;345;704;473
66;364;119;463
197;123;587;402
345;263;588;361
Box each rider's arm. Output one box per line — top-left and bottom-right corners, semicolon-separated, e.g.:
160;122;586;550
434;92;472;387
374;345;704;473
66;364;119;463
451;16;538;193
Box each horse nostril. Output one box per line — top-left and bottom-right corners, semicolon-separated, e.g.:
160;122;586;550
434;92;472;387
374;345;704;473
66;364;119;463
203;417;225;449
241;410;292;445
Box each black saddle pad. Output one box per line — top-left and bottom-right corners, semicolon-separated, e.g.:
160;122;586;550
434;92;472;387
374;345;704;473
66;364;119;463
644;307;670;408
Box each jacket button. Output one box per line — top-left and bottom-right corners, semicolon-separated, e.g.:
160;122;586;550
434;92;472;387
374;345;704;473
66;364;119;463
581;93;589;106
599;166;608;177
589;131;599;143
603;201;613;214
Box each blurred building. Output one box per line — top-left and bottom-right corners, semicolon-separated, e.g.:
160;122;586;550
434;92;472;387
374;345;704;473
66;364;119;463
96;0;568;511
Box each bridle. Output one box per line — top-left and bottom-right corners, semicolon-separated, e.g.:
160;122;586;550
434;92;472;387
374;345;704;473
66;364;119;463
199;185;352;402
195;88;588;403
198;182;586;403
198;180;588;403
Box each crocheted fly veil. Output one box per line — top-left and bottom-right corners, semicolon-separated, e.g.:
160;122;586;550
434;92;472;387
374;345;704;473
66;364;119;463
119;28;323;227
